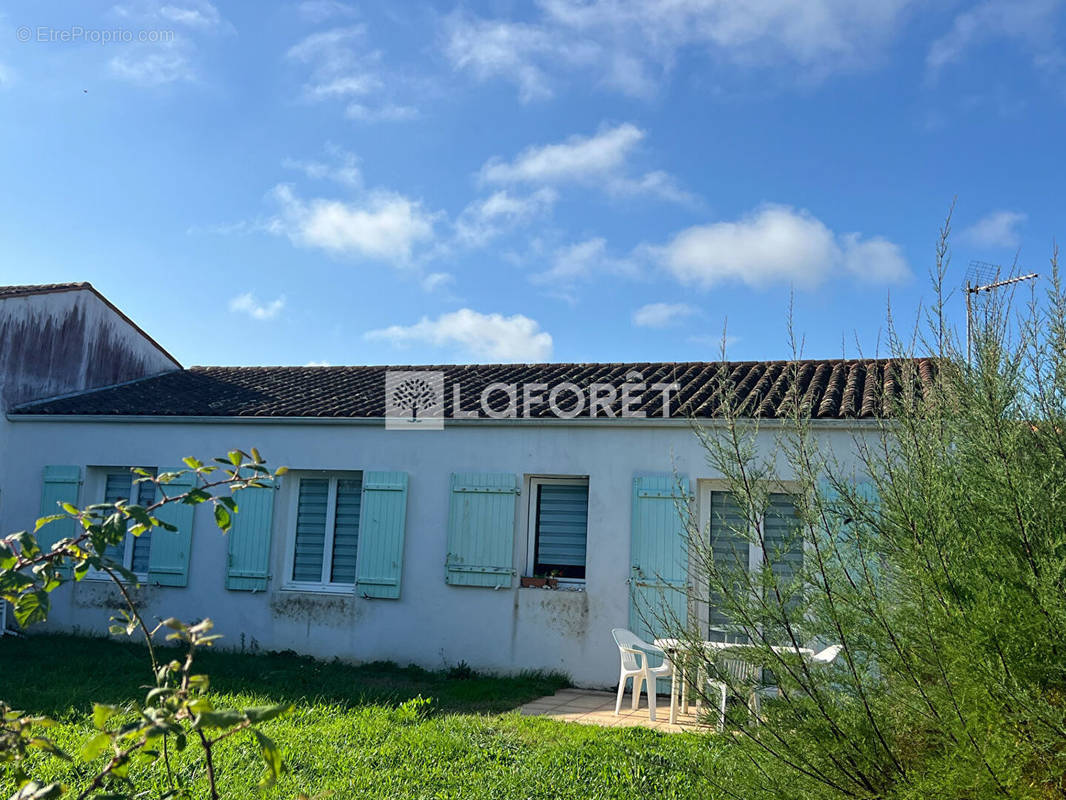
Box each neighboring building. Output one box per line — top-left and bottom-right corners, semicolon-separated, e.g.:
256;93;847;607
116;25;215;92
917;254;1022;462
3;296;934;684
0;282;180;632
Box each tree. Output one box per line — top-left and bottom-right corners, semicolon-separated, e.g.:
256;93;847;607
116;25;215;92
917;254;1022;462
656;217;1066;799
0;449;292;800
391;377;438;422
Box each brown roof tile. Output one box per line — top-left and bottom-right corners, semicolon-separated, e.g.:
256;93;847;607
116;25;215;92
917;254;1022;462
10;359;935;421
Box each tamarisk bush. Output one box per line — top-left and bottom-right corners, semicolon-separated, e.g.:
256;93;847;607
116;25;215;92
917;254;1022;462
669;224;1066;798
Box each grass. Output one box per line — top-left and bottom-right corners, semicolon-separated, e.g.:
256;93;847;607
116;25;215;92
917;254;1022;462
0;635;731;799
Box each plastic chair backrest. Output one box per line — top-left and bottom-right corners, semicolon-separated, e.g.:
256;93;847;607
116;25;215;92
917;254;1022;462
719;655;759;685
812;644;843;664
612;628;646;671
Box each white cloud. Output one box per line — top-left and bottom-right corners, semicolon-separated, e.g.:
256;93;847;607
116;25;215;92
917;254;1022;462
0;63;13;88
958;210;1028;248
927;0;1062;76
839;233;910;283
365;308;554;362
443;14;599;101
108;1;226;85
282;146;363;188
287;27;378;96
157;2;222;29
109;42;196;85
479;123;693;204
345;102;418;122
482;123;643;184
229;292;285;320
454;188;557;247
632;302;698;328
305;359;332;366
654;204;909;289
287;26;418;122
531;237;636;288
421;272;455;292
269;184;437;264
445;1;918;100
297;0;357;23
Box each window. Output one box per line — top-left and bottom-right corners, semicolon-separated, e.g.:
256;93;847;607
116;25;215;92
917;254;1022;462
703;487;804;641
287;474;363;589
526;477;589;581
99;468;157;575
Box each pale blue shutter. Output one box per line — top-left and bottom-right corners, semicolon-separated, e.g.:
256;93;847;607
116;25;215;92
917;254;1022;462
629;474;690;642
708;490;748;642
445;472;518;587
819;478;878;584
148;469;195;587
331;477;363;584
225;485;276;591
39;465;81;577
292;478;329;582
533;483;588;577
355;471;409;599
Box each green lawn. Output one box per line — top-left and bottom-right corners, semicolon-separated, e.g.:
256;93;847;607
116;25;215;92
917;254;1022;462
0;635;730;799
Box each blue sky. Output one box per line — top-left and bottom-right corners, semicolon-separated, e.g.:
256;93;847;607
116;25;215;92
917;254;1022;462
1;0;1063;367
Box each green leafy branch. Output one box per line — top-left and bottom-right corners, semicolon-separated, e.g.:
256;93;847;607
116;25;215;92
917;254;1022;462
0;449;293;800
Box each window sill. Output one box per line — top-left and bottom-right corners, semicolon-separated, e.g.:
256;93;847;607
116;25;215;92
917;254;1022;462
82;572;150;583
519;582;586;592
279;583;355;596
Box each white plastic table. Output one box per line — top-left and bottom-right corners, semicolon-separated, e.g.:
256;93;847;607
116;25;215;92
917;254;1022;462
654;638;814;725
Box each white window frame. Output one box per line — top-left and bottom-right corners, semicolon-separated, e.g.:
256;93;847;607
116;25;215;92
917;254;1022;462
695;479;805;637
84;466;156;581
281;471;363;594
524;475;590;585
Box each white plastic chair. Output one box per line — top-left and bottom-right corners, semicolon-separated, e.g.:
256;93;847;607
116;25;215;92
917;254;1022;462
811;644;843;663
708;644;844;729
611;628;673;721
704;652;760;731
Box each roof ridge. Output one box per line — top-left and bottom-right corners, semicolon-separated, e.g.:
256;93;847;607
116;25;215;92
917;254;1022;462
186;357;923;371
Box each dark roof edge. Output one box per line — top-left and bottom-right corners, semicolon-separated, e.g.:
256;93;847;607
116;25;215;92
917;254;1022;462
1;282;181;369
8;369;181;411
183;357;915;370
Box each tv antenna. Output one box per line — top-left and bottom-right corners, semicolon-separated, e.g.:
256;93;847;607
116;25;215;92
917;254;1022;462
964;260;1038;363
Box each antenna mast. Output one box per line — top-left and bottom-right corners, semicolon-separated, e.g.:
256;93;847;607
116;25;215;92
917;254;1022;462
964;260;1038;364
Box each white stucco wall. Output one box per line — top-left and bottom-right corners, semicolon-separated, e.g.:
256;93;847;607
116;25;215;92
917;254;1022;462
3;417;874;687
0;289;178;583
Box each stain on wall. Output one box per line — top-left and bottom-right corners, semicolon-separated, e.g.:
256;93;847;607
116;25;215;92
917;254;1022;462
73;581;158;610
269;592;360;625
0;290;178;410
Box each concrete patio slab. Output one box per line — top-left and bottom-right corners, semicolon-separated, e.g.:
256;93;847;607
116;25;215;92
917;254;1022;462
519;689;715;733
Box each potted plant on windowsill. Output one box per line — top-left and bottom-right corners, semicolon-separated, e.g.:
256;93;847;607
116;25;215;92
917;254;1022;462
520;571;560;589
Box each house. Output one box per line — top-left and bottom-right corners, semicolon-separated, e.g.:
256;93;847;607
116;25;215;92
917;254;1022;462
1;284;932;685
0;283;180;633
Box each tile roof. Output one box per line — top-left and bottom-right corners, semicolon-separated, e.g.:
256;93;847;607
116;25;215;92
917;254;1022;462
11;359;936;421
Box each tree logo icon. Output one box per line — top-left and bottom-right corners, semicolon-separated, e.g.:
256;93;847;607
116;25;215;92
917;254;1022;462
384;371;444;430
